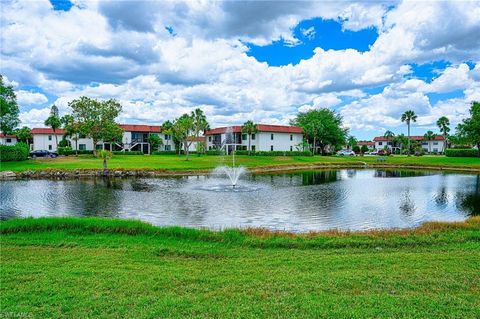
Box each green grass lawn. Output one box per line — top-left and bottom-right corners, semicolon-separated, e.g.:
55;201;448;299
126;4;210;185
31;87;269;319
1;217;479;318
1;154;479;172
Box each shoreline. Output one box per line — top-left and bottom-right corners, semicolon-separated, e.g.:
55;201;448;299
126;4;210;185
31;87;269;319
1;162;479;179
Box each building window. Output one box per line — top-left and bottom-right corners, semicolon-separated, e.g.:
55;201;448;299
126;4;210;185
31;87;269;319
209;146;212;150
290;134;293;141
48;145;52;150
252;134;255;140
378;142;383;146
165;145;171;151
6;138;11;143
290;146;293;151
48;135;52;141
422;142;428;145
271;134;274;140
270;145;273;151
433;148;438;152
251;145;255;151
208;136;212;142
433;142;438;145
242;134;247;141
79;144;86;150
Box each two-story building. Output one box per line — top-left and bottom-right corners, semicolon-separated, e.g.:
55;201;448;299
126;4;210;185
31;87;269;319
31;128;94;152
373;135;446;153
205;124;303;153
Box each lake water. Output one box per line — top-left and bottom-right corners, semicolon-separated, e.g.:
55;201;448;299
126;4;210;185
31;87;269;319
1;169;478;232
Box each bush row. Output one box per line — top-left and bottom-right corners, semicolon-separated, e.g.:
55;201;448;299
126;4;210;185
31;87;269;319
445;148;479;157
111;151;143;155
0;143;29;162
234;150;313;156
58;147;94;155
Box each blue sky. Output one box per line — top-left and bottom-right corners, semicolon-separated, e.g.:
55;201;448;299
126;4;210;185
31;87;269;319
2;0;479;140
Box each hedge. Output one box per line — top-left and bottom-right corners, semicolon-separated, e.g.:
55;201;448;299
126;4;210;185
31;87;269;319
112;151;143;155
0;143;29;162
234;150;313;156
152;151;181;155
445;148;479;157
58;147;94;156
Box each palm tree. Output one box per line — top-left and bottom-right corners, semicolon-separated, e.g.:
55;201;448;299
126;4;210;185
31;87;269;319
241;120;258;155
394;134;408;154
99;150;112;176
61;114;79;155
347;136;357;150
436;116;450;149
401;110;417;156
191;108;209;155
423;130;437;153
161;120;174;151
44;104;61;151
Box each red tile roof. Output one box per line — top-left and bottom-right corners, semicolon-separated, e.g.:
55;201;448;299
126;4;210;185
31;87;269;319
31;128;66;135
119;124;161;133
357;141;374;146
0;133;16;138
205;124;302;135
373;135;445;142
187;136;206;142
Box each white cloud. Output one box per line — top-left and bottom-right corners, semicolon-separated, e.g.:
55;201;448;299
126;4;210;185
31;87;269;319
16;90;48;105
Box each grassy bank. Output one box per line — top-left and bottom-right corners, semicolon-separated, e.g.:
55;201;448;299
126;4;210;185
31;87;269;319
1;217;479;318
1;154;479;173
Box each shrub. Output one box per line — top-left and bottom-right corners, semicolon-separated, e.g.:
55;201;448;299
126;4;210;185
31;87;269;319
112;151;143;155
0;142;29;162
206;150;223;155
152;151;183;155
234;150;312;156
445;148;479;157
58;139;70;147
58;146;73;155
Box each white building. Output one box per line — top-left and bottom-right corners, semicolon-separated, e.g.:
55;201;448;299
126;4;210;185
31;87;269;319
373;135;446;153
0;133;17;146
31;128;93;152
205;124;303;153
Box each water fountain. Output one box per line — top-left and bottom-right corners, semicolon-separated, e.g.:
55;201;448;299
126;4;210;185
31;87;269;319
212;126;246;188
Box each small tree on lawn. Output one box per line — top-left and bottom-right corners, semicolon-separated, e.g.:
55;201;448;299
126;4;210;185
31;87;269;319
68;97;123;156
436;116;450;149
347;136;357;151
99;150;112;176
191;108;209;155
61;114;80;155
241;120;258;155
147;134;163;153
360;144;369;154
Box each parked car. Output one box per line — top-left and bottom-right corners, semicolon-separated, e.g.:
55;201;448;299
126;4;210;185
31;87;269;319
30;150;58;158
337;150;355;156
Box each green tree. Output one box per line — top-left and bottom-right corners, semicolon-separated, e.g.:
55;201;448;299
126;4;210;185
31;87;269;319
347;136;357;150
360;144;369;154
61;114;80;155
147;134;163;153
172;113;195;160
292;108;347;155
14;126;32;146
401;110;417;156
98;150;112;176
0;75;20;134
436;116;450;149
423;130;437;153
394;133;409;154
161;120;174;151
68;97;123;156
191;108;209;155
44;105;61;150
456;101;480;157
241;120;258;155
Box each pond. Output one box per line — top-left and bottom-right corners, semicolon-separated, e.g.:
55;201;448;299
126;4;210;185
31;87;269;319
1;169;478;232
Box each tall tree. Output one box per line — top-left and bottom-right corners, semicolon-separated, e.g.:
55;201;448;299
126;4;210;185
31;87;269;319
161;120;174;151
436;116;450;149
292;108;347;155
14;126;32;146
68;96;123;156
44;104;61;150
191;108;209;154
394;133;409;154
61;114;80;155
0;75;20;134
172;113;195;160
457;101;480;157
241;120;258;155
423;130;437;153
401;110;417;156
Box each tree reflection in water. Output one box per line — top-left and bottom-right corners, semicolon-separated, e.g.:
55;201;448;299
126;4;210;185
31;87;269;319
457;175;480;216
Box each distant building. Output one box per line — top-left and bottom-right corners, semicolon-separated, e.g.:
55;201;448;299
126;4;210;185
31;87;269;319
373;135;446;153
31;128;93;152
357;141;374;149
205;124;303;153
0;133;17;146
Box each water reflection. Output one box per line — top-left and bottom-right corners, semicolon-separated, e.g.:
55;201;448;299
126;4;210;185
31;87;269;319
0;170;478;231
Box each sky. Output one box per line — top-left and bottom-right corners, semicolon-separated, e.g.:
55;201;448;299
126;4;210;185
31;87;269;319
1;0;480;140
